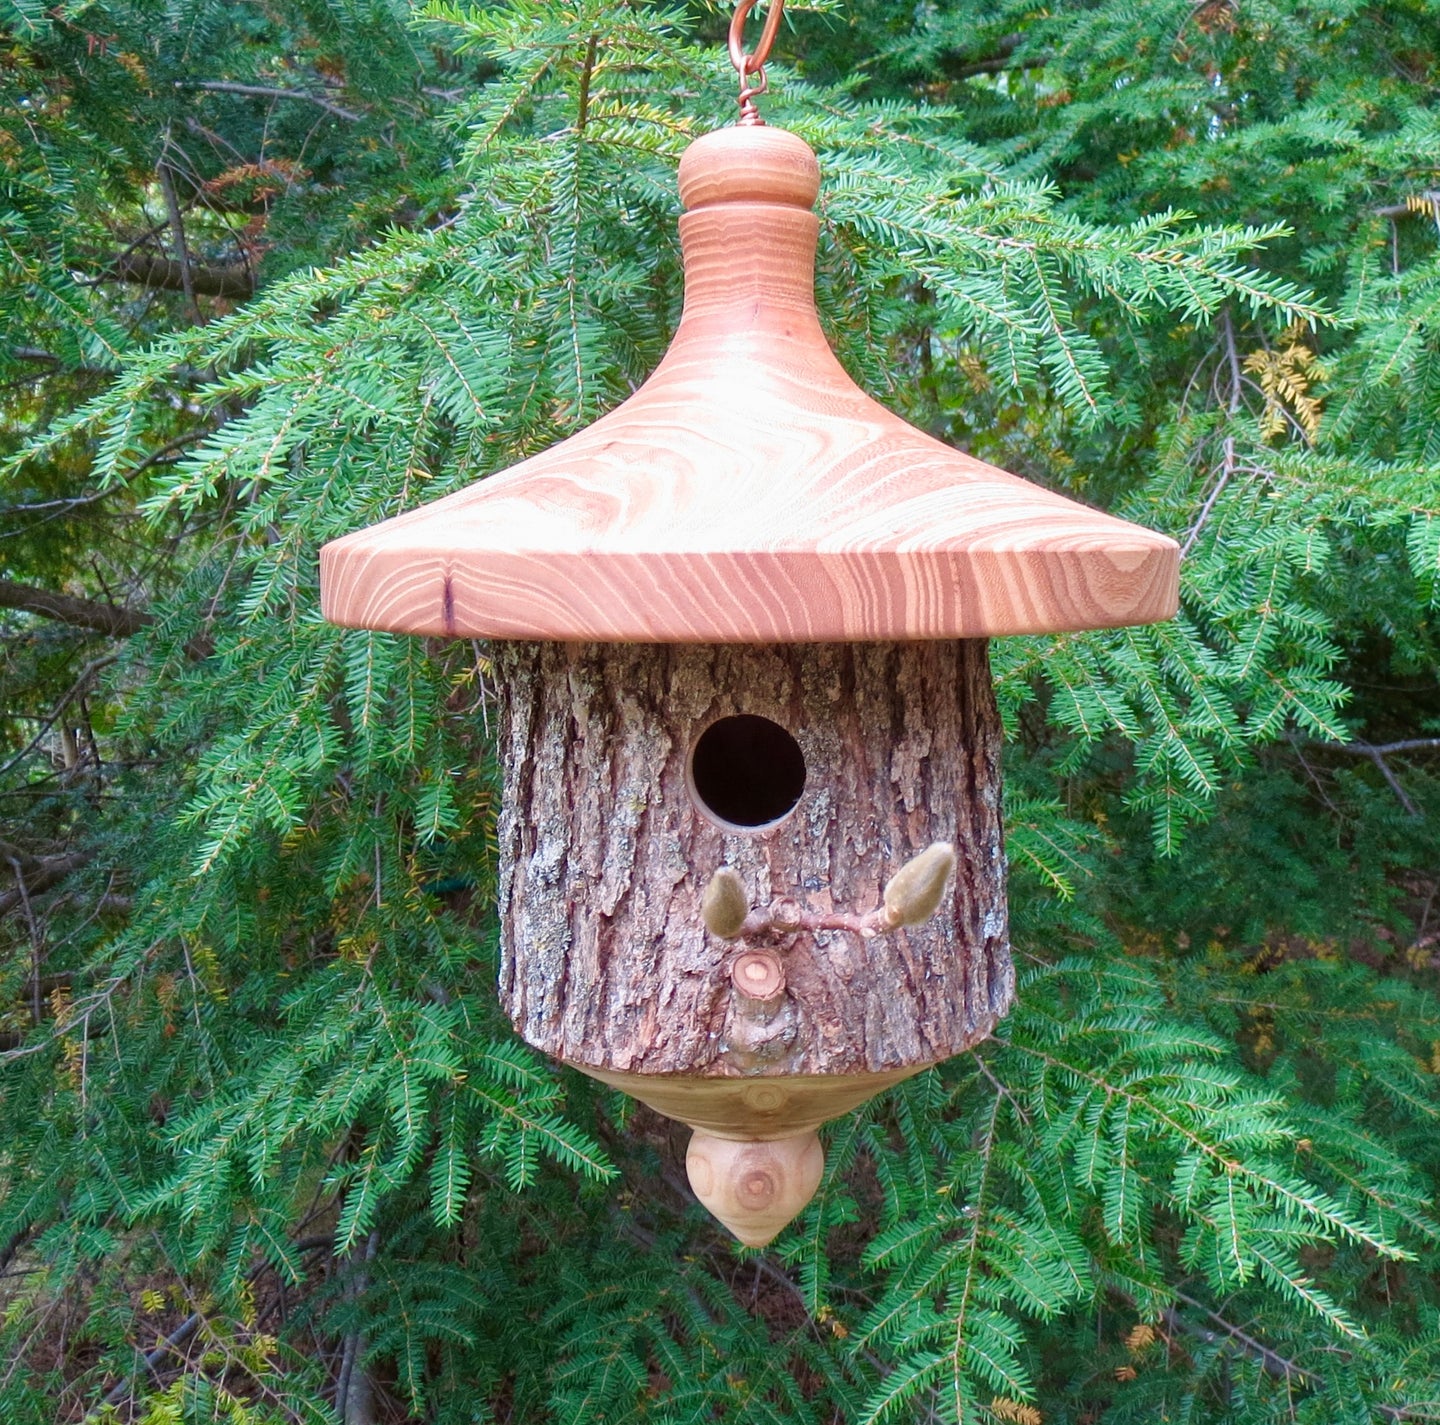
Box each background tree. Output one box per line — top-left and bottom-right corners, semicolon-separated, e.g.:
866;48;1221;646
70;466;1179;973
2;2;1438;1422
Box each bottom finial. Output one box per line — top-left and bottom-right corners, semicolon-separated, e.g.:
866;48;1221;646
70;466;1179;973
685;1129;824;1247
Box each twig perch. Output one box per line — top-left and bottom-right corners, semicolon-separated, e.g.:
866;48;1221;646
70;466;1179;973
700;843;958;942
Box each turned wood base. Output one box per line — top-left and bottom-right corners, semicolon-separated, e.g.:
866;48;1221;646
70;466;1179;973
581;1062;950;1246
576;1062;936;1140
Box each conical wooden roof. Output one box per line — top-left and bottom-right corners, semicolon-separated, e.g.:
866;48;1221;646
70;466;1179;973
320;126;1178;642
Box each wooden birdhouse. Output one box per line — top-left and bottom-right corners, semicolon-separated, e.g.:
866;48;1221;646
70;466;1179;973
319;112;1178;1244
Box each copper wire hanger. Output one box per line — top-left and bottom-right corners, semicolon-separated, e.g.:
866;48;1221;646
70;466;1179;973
729;0;785;125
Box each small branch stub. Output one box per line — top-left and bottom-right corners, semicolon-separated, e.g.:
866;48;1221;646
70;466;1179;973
702;867;751;939
882;842;957;929
731;949;786;1004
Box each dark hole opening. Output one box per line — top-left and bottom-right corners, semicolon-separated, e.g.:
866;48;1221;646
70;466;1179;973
689;714;807;830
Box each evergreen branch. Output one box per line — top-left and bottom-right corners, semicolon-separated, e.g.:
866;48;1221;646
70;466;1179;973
1015;1042;1407;1260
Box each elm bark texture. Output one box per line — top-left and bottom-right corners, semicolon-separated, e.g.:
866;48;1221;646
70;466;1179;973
493;640;1011;1078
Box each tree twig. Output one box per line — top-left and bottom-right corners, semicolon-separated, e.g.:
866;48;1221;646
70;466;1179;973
2;489;114;516
950;52;1051;78
937;34;1052;80
158;135;199;323
178;79;363;122
0;851;92;920
1374;192;1440;219
89;1312;203;1416
1362;749;1422;817
5;857;43;1024
1182;434;1235;555
7;348;114;378
0;654;119;784
96;250;254;300
1301;737;1440;818
1222;306;1243;414
1327;738;1440;756
577;34;599;132
1167;1290;1315;1384
335;1230;380;1424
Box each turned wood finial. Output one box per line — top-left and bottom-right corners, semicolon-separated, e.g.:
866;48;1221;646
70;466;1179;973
677;125;820;212
686;1129;824;1247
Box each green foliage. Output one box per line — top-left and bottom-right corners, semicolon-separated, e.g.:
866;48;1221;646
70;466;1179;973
2;1;1438;1422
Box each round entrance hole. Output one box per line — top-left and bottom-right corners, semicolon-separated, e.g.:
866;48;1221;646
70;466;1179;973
688;714;807;831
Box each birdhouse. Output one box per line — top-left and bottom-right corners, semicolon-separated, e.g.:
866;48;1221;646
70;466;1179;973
319;117;1178;1244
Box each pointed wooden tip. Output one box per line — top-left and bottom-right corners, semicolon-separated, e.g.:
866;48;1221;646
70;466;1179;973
686;1130;824;1247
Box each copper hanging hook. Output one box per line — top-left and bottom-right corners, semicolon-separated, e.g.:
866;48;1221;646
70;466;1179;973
728;0;785;126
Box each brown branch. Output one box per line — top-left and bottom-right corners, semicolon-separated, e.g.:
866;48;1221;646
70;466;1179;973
3;490;112;515
9;347;112;376
88;1312;203;1417
4;857;43;1025
951;52;1051;78
576;34;599;133
1181;434;1235;556
0;581;150;637
1326;738;1440;756
4;433;206;525
1298;737;1440;819
0;654;119;782
1;349;115;393
0;852;92;919
334;1231;380;1424
177;79;363;123
1365;751;1421;816
1221;307;1243;415
1375;192;1440;219
1166;1292;1316;1384
98;251;254;300
937;34;1052;80
158;143;200;323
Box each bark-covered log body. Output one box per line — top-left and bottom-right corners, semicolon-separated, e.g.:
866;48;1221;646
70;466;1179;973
494;640;1011;1078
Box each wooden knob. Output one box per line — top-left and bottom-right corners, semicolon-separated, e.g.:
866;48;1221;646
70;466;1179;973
678;125;820;212
685;1129;823;1247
